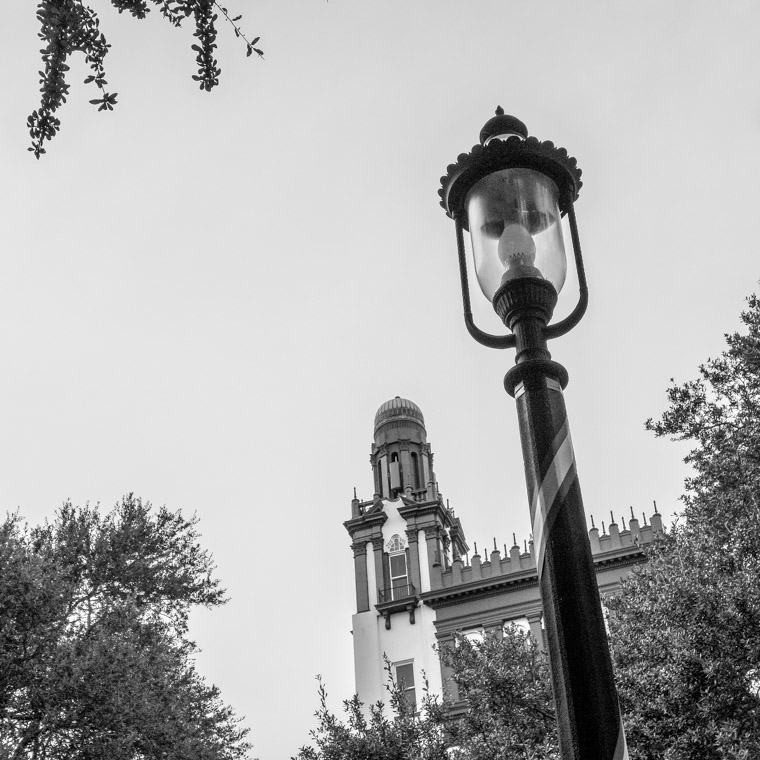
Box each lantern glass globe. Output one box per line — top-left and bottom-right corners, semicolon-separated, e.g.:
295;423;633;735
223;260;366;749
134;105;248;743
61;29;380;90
466;168;567;301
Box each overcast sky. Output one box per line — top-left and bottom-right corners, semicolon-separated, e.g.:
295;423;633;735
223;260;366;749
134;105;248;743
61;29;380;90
3;1;760;757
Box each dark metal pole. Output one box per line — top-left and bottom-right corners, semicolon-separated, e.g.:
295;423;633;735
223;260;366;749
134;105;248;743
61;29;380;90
499;279;627;760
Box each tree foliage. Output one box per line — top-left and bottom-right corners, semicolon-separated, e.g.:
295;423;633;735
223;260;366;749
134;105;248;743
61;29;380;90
295;628;556;760
0;494;251;760
440;630;557;760
608;292;760;759
295;668;447;760
29;0;262;158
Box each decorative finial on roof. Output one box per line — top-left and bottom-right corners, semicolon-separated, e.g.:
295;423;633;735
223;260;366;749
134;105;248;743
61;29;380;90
353;486;357;499
630;506;635;520
610;510;615;524
590;514;596;529
622;515;627;530
653;500;659;514
601;521;607;535
473;542;478;556
513;532;518;547
495;105;504;115
524;539;528;553
504;544;508;556
642;512;648;526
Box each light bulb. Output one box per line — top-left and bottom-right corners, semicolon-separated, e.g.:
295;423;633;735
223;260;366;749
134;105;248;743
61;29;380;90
498;223;541;283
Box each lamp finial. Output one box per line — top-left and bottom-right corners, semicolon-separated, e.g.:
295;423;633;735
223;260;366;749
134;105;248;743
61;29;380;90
479;109;528;145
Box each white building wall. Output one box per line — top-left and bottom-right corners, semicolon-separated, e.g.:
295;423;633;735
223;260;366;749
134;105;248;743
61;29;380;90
382;501;407;547
352;610;384;706
353;603;443;709
376;603;442;700
352;500;442;709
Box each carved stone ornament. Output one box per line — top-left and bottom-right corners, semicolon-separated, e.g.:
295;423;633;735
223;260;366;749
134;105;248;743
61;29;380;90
386;534;406;553
422;525;441;540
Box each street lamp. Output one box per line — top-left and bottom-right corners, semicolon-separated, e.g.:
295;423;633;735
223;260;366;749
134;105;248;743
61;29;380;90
439;108;628;760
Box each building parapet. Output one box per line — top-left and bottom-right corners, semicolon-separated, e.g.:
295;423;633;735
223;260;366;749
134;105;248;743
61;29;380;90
435;507;663;592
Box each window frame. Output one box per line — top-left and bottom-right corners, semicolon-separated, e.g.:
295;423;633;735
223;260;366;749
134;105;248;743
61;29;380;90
389;548;409;600
394;660;416;713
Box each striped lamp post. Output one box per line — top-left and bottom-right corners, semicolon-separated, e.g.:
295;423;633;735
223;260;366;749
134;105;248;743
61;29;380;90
439;109;628;760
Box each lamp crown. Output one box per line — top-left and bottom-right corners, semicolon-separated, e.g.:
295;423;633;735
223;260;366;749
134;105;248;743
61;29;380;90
479;107;528;145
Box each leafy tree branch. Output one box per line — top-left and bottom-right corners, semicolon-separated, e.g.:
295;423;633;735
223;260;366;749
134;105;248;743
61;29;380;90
28;0;262;158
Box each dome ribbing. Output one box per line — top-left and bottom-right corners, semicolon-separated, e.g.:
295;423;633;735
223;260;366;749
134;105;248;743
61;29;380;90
374;396;425;434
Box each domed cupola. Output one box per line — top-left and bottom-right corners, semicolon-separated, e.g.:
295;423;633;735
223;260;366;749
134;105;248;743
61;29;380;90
374;396;426;436
371;397;433;499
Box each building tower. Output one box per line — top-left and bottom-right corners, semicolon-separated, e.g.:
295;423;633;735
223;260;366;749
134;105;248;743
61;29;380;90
346;397;663;711
344;397;466;708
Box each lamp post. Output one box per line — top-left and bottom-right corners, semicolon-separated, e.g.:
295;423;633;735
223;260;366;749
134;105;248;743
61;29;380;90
438;108;628;760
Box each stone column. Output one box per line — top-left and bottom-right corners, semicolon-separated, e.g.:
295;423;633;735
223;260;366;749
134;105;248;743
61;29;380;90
371;536;385;604
424;526;443;589
405;527;422;593
352;541;370;612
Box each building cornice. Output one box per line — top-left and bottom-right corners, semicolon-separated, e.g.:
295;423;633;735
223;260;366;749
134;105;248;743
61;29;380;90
422;568;539;608
343;510;388;536
593;544;647;569
398;499;459;529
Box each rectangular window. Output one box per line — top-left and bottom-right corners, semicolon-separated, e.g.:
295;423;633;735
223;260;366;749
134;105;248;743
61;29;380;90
390;553;408;600
395;661;416;712
389;459;402;491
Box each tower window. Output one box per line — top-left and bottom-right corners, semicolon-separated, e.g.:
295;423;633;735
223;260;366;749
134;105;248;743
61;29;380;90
394;661;416;713
389;552;408;600
389;452;402;492
382;535;412;602
411;452;420;489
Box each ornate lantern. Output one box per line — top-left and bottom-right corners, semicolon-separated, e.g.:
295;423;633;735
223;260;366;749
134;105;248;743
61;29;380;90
439;107;586;356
